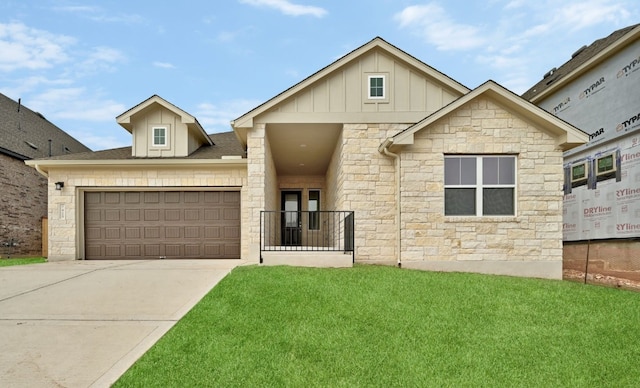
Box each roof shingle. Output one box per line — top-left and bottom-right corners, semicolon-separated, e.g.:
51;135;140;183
0;93;91;160
39;131;245;161
522;24;640;101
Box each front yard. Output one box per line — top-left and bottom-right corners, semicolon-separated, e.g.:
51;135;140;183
115;264;640;387
0;257;46;267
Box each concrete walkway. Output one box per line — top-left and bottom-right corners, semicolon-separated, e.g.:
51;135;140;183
0;259;242;388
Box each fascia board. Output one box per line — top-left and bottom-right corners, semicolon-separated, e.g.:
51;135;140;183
25;158;248;174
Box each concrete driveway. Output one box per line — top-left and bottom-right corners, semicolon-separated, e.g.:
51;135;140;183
0;259;242;388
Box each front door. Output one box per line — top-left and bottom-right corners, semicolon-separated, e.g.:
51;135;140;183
281;191;301;246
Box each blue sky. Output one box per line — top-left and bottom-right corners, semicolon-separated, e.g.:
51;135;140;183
1;0;638;150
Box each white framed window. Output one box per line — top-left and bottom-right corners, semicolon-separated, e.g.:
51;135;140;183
152;126;167;147
368;75;386;99
308;190;320;230
444;155;516;216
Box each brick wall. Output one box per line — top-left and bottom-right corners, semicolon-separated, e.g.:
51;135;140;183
0;153;46;256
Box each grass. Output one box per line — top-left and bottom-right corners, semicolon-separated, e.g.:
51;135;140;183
115;265;640;387
0;257;46;267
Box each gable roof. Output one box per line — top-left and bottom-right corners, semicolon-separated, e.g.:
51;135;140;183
522;24;640;103
0;93;91;160
116;94;213;146
231;37;470;132
387;80;588;151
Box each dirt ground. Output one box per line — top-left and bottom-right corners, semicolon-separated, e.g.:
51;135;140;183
564;269;640;292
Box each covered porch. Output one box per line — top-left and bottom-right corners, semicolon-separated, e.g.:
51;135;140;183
259;123;354;267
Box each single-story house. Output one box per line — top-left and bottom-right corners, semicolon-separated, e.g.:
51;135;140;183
1;93;91;257
27;37;588;279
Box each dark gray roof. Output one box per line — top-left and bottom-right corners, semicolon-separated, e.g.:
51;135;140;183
522;24;639;101
40;131;245;161
0;93;91;160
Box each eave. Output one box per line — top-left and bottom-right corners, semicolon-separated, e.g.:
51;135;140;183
25;158;247;175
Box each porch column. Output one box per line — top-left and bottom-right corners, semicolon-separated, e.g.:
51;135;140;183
246;124;267;262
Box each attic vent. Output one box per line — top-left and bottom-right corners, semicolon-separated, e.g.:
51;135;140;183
543;67;557;79
572;45;587;58
25;141;38;150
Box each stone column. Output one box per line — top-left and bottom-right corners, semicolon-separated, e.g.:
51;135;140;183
246;124;266;262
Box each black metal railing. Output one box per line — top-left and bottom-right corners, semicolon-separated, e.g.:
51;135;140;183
260;211;354;261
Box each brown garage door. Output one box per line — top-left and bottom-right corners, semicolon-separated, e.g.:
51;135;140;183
84;191;240;259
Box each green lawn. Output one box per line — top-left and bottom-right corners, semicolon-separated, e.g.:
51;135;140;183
115;265;640;387
0;257;46;267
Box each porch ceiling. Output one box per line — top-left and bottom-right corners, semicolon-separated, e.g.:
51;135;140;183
267;123;341;176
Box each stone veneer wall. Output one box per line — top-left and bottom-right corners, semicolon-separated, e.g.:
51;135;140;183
0;153;47;256
400;97;564;278
338;123;407;264
325;128;344;212
45;165;247;261
247;124;276;262
263;129;278;213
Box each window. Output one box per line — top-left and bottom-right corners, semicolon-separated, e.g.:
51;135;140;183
153;126;167;146
368;75;385;99
596;153;616;177
571;162;587;182
308;190;320;230
444;156;516;216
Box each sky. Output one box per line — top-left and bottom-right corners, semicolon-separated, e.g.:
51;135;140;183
1;1;638;151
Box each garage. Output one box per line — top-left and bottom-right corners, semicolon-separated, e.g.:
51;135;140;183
84;191;240;259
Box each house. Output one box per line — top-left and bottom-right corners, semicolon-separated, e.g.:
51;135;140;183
522;24;640;278
27;37;588;279
0;93;91;257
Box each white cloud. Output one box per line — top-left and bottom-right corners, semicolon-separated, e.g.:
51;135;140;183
504;0;526;10
394;4;486;51
501;0;632;39
393;0;634;93
52;5;145;24
239;0;328;18
0;22;74;71
29;88;126;122
153;61;176;69
285;68;300;79
217;31;240;43
550;0;631;31
195;99;263;132
73;46;127;76
0;76;73;99
494;0;633;92
68;129;130;151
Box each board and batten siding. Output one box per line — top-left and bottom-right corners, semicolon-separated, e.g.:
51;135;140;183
132;106;191;158
272;50;459;115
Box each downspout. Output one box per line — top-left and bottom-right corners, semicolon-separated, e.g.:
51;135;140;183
33;163;49;178
378;138;402;268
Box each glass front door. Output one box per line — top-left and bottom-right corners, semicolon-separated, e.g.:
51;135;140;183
281;191;301;246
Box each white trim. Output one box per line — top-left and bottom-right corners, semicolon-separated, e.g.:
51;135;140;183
25;158;248;176
444;155;517;217
367;74;386;99
151;125;169;148
308;189;321;231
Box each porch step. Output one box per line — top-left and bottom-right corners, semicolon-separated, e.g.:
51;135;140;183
261;251;353;268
